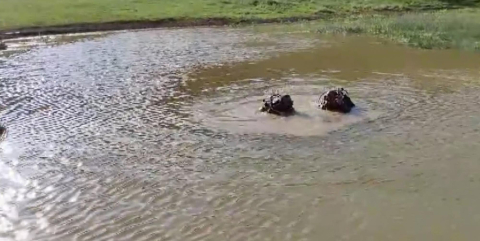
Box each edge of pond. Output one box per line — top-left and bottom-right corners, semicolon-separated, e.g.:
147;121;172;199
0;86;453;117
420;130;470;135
0;5;461;40
0;16;321;40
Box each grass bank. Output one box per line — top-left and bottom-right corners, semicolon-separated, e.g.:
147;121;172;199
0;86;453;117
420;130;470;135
316;8;480;50
0;0;473;31
0;0;479;51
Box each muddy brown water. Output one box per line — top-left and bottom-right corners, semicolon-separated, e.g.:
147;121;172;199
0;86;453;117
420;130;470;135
1;24;480;241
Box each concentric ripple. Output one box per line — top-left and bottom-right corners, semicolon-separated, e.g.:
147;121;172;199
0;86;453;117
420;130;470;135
191;81;383;136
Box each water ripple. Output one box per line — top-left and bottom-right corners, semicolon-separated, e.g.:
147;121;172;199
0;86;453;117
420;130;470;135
2;27;480;241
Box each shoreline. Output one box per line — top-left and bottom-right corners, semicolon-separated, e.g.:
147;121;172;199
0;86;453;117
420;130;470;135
0;16;324;40
0;5;456;40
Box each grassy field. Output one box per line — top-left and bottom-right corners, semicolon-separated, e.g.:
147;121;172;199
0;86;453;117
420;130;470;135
316;8;480;50
0;0;479;51
0;0;471;30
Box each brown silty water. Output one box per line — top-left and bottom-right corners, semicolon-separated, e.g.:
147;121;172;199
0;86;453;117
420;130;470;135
1;23;480;241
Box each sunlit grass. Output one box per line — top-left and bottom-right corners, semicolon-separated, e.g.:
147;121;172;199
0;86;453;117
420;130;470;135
1;0;479;51
0;0;463;30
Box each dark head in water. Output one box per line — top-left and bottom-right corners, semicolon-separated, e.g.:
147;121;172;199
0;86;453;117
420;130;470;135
260;94;295;116
318;88;355;113
0;125;7;143
0;42;6;51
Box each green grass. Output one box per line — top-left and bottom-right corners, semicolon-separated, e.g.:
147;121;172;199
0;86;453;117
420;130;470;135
316;8;480;50
0;0;469;30
1;0;479;51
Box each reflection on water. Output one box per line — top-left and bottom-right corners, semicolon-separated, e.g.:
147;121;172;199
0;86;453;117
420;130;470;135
1;24;480;241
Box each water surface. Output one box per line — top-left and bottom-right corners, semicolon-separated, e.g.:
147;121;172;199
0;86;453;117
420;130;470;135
1;24;480;241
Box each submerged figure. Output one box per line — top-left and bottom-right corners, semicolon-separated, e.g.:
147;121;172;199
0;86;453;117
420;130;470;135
318;87;355;113
260;94;295;116
0;125;6;143
0;42;6;51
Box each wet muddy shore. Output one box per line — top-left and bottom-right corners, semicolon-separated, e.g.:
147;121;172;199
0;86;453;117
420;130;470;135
0;16;324;40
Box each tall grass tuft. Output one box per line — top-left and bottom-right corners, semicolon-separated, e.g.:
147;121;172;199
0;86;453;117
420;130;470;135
317;9;480;50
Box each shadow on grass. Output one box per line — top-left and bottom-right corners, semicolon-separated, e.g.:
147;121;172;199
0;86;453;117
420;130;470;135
439;0;480;7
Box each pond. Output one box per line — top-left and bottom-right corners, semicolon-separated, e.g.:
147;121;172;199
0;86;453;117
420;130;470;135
1;23;480;241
